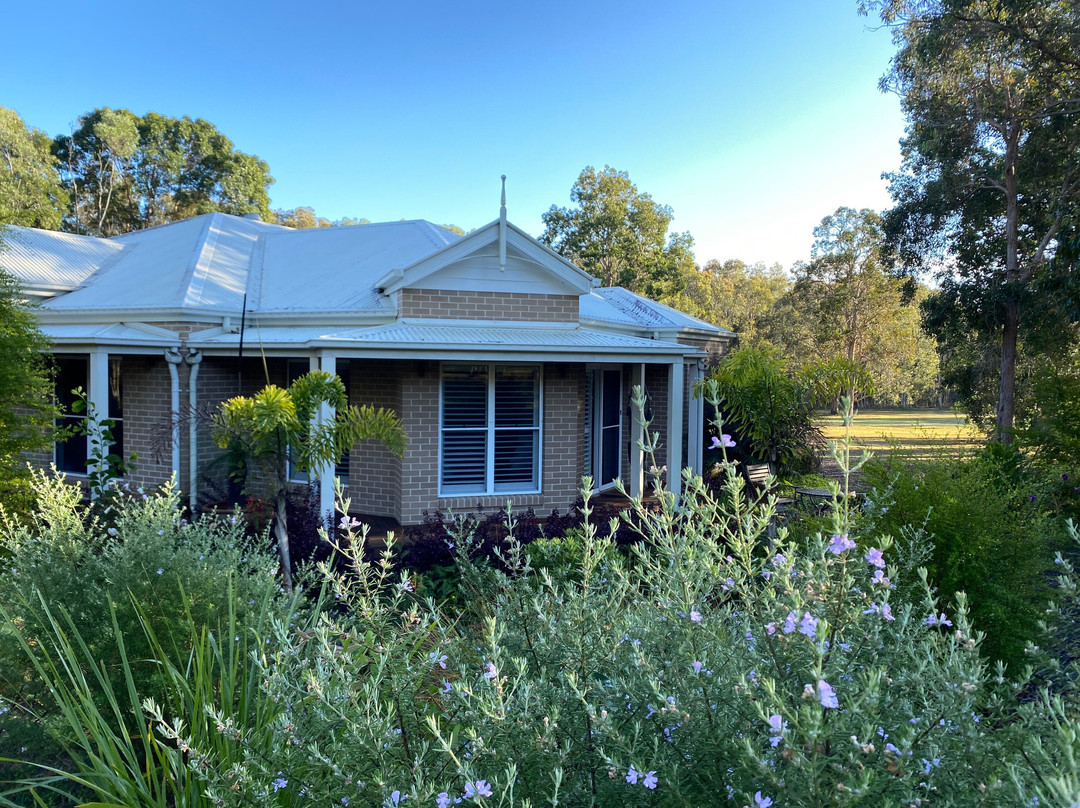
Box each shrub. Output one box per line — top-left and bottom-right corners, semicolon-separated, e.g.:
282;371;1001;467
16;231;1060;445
3;400;1080;807
0;470;283;718
858;445;1068;667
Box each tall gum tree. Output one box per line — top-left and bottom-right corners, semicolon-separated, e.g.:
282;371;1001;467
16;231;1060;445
865;0;1080;441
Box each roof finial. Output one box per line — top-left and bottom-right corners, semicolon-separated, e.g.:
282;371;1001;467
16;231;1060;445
498;175;507;272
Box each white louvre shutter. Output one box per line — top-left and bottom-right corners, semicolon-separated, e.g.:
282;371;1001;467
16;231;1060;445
441;366;488;491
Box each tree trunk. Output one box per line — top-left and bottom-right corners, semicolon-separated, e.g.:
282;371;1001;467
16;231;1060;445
995;298;1020;443
274;488;293;593
996;126;1022;445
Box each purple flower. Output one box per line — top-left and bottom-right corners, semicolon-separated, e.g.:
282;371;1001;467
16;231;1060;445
783;611;797;634
689;610;702;623
865;547;885;569
818;679;838;709
430;652;448;669
626;765;639;785
799;612;818;638
272;777;288;791
389;790;404;806
925;612;952;628
692;660;704;673
1062;473;1069;481
765;621;776;635
768;714;786;747
442;680;452;693
464;780;492;799
437;794;451;808
828;533;856;555
771;553;786;567
755;792;774;808
872;569;890;587
881;603;895;621
338;515;363;530
642;771;658;790
1029;494;1037;502
483;662;497;680
398;579;414;592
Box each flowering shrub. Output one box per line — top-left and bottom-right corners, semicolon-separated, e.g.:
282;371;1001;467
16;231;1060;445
4;398;1080;807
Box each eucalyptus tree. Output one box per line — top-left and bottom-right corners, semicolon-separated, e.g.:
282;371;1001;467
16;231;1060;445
541;166;694;299
0;106;68;229
53;108;274;236
865;0;1080;441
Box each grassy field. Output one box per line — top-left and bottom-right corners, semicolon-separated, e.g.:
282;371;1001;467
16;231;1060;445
816;408;982;461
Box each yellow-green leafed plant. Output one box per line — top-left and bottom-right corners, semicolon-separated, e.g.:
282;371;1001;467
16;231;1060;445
212;370;406;591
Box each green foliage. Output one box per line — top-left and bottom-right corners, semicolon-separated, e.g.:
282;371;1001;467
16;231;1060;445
704;345;821;474
59;387;136;505
801;354;876;409
667;258;790;338
541;166;694;299
0;107;67;230
0;263;56;515
0;470;283;772
211;370;406;591
8;397;1080;806
858;445;1068;665
52;107;274;236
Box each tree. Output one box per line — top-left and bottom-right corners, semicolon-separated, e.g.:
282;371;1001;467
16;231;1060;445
212;371;406;592
0;107;68;230
866;0;1080;442
53;108;274;236
541;166;694;299
0;248;57;512
668;259;790;340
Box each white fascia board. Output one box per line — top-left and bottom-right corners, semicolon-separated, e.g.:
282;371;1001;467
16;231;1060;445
188;343;696;363
36;307;237;324
380;220;596;296
44;336;180;351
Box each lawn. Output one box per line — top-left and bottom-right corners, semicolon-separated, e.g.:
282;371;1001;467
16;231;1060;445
816;407;981;461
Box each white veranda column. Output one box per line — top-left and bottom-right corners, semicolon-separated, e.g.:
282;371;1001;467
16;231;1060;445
687;360;705;478
667;359;684;503
629;363;645;498
87;350;110;490
317;353;337;526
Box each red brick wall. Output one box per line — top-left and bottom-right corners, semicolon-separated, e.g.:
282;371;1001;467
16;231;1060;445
399;289;579;322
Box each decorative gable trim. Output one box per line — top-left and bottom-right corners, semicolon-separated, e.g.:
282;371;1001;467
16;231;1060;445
376;220;596;296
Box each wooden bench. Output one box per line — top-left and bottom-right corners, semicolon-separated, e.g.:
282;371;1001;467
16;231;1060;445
744;463;795;508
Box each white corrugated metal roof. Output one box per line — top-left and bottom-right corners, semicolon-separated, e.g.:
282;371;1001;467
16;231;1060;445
43;213;283;311
40;322;180;346
0;226;126;291
584;287;734;335
251;221;460;312
192;322;694;355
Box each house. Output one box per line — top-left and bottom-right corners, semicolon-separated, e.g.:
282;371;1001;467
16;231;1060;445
2;201;732;525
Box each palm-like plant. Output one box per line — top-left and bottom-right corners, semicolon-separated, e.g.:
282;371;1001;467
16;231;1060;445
212;370;406;591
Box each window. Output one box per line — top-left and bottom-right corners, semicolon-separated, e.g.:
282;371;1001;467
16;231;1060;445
440;364;541;495
53;354;124;474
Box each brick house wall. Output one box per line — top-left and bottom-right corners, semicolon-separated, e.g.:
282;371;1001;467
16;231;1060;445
119;355;174;490
399;290;579;322
346;358;404;519
397;361;586;525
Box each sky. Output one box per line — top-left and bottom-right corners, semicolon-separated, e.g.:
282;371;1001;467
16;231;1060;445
0;0;907;270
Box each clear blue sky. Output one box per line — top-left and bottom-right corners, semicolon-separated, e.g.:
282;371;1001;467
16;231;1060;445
0;0;905;270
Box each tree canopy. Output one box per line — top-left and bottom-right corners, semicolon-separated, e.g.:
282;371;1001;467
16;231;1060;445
540;166;694;299
866;0;1080;440
0;247;57;512
0;106;67;230
53;108;274;236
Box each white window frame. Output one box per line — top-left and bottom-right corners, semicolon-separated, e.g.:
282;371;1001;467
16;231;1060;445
438;363;543;497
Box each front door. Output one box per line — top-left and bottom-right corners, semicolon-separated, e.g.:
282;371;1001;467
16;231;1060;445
587;368;622;490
